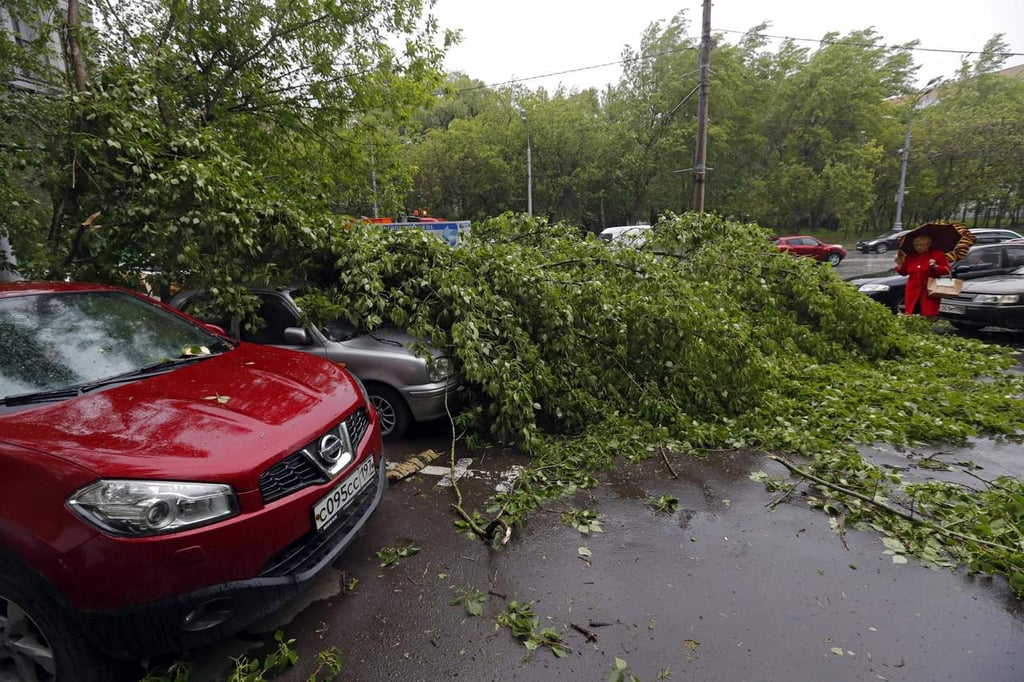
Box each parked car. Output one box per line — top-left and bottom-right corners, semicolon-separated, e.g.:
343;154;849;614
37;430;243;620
968;228;1024;246
598;224;651;248
774;236;846;265
937;266;1024;331
170;286;459;440
851;239;1024;313
856;230;908;254
0;281;384;680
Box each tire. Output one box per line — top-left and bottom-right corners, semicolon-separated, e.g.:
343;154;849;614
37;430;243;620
0;556;112;682
826;252;843;266
875;244;888;254
367;384;412;441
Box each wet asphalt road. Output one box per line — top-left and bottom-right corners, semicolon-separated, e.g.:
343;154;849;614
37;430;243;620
835;250;901;280
177;427;1024;682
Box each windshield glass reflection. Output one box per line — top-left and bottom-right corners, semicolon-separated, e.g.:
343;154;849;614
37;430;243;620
1;291;231;398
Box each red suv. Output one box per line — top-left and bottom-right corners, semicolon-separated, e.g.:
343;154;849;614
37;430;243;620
0;282;385;680
774;235;847;266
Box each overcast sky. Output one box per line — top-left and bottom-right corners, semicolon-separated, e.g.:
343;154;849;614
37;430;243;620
430;0;1024;91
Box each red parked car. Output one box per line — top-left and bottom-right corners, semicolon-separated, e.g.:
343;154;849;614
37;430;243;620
0;282;385;680
774;235;847;266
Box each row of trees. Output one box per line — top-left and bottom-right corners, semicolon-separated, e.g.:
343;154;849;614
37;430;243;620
405;16;1024;235
1;3;1022;287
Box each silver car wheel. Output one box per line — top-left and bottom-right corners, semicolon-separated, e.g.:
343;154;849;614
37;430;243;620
0;595;57;682
875;244;888;254
371;394;397;436
826;253;842;266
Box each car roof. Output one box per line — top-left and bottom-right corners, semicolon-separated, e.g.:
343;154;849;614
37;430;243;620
599;224;650;235
971;228;1023;235
968;238;1024;249
0;281;119;299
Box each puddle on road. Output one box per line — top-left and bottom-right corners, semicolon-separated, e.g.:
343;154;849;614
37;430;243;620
858;436;1024;487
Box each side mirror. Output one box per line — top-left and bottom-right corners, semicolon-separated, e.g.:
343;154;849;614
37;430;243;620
283;327;312;346
203;322;228;337
953;264;971;274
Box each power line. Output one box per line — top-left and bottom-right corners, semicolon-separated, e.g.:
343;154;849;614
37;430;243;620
454;47;698;92
452;28;1023;94
715;27;1024;59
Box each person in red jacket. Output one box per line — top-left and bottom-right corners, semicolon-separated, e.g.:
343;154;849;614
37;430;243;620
895;235;951;317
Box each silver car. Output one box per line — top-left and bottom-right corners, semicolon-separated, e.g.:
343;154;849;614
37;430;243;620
170;286;459;439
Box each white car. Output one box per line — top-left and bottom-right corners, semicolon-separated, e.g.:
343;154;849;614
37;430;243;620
598;224;651;248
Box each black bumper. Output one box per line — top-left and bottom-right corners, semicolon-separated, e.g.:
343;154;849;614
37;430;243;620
939;302;1024;330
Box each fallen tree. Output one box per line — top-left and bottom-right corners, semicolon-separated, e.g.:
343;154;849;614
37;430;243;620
301;211;1024;592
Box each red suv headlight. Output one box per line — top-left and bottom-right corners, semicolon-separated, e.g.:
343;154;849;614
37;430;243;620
67;480;239;537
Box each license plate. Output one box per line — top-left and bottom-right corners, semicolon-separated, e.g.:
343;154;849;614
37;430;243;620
940;302;965;315
313;457;375;531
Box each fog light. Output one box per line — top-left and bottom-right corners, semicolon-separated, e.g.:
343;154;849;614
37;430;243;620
181;597;236;632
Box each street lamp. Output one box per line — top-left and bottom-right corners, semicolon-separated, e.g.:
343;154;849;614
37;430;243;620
893;124;912;231
518;107;533;216
893;76;942;230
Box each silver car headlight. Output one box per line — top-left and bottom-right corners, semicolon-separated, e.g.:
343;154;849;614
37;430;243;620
428;357;453;383
973;294;1019;304
68;480;238;537
858;283;890;293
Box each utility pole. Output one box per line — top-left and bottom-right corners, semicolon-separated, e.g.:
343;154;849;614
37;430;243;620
369;144;379;218
692;0;712;212
526;128;533;217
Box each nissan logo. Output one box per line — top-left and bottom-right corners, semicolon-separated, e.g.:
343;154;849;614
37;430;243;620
318;434;344;464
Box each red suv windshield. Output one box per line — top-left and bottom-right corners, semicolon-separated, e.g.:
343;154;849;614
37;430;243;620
0;290;231;399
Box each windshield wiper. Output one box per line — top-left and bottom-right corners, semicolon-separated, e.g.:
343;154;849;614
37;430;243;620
3;387;83;407
2;355;217;407
81;354;217;389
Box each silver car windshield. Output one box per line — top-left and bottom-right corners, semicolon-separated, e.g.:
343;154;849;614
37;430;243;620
0;291;230;399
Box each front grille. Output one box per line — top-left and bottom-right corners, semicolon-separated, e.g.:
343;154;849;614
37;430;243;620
260;453;326;504
259;407;373;504
347;406;371;446
257;466;380;577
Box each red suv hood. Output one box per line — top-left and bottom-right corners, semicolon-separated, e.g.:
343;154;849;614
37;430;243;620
0;343;360;492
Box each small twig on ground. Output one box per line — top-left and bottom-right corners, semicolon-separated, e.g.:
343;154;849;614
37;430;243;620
659;444;679;479
836;514;850;551
958;467;1013;493
570;622;599;642
919;448;957;461
767;486;796;510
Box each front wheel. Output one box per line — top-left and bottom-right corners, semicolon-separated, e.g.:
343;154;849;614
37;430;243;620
0;557;112;682
368;385;412;441
826;252;843;266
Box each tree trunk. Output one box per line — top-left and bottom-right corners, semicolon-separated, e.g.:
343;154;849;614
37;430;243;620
66;0;88;94
54;0;91;267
